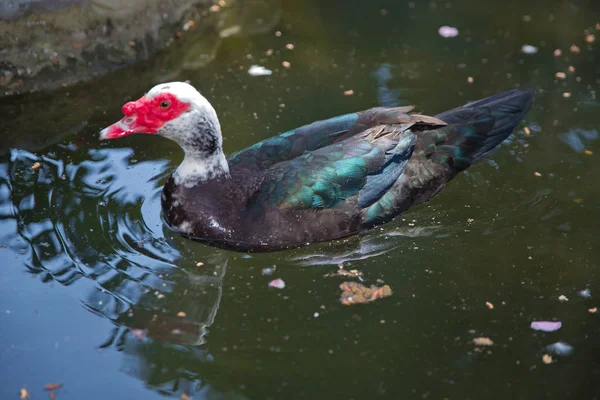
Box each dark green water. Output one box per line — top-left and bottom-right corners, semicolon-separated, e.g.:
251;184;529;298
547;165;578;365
1;0;600;399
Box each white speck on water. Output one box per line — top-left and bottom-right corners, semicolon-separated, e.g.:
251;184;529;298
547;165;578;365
546;341;574;356
521;44;539;54
578;288;592;298
314;312;319;318
248;65;272;76
438;26;459;38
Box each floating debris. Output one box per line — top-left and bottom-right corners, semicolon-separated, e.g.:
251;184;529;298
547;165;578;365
343;89;354;96
546;341;573;356
182;20;195;31
558;295;569;302
31;162;41;170
20;388;29;399
586;34;595;43
524;127;531;135
521;44;538;54
131;329;146;340
523;15;532;22
589;307;597;313
467;76;474;84
285;43;294;50
568;65;576;73
44;383;62;391
570;44;581;54
553;49;562;57
195;261;204;267
339;281;391;305
584;150;593;155
181;393;192;400
534;171;542;177
542;354;553;364
269;278;286;289
578;288;592;298
485;301;494;309
265;49;273;56
530;321;562;332
324;266;363;279
438;26;459;38
563;92;572;98
555;72;566;79
261;266;276;276
177;311;186;318
282;61;291;69
472;337;494;346
248;65;272;76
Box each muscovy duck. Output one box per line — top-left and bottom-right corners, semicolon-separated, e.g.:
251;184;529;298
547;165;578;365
100;82;534;252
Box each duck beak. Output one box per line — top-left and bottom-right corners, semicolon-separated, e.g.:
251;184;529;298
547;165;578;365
99;115;152;140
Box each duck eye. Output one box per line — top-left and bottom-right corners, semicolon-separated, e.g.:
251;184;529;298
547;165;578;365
160;101;171;109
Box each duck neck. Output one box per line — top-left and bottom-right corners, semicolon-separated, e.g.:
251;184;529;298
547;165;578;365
173;148;230;187
172;119;231;187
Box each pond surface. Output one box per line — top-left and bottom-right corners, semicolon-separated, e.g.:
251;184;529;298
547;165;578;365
1;0;600;398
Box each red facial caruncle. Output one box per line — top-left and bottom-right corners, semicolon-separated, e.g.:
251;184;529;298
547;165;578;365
100;92;190;139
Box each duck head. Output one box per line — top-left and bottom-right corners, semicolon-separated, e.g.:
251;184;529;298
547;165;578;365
100;81;230;186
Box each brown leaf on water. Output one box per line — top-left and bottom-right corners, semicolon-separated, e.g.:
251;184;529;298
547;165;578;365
339;281;392;305
472;337;494;346
485;301;494;310
31;162;41;170
324;266;363;278
44;383;62;391
181;393;192;400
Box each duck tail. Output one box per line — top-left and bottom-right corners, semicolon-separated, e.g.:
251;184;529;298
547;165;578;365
434;88;535;164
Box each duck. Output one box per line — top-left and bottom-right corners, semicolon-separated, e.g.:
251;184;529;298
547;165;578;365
100;82;534;252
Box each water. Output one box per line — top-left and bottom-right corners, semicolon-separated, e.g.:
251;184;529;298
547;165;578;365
1;0;600;398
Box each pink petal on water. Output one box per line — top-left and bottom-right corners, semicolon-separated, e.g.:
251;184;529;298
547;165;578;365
530;321;562;332
438;26;459;38
268;279;286;289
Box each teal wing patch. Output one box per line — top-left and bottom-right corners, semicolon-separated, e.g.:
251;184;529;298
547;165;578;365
228;113;360;170
250;129;416;212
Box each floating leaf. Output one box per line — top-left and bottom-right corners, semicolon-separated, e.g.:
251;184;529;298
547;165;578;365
530;321;562;332
268;279;286;289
